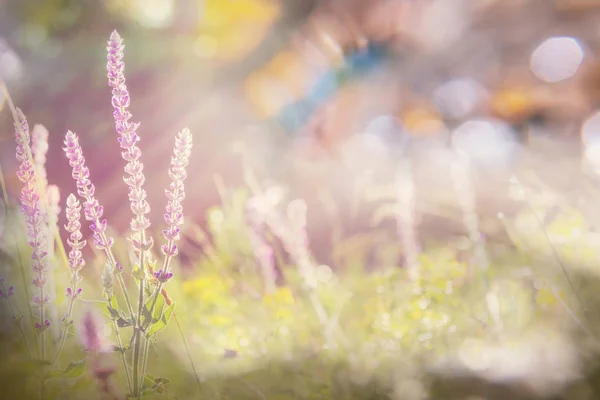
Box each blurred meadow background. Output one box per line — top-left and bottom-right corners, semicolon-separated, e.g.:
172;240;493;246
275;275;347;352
4;0;600;399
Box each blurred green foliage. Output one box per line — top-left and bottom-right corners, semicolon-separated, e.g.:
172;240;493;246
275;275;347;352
4;172;600;399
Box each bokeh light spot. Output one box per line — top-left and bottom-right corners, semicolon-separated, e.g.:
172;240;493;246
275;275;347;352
452;119;520;167
581;110;600;171
0;39;23;81
363;115;411;154
133;0;175;29
434;78;488;119
530;36;584;83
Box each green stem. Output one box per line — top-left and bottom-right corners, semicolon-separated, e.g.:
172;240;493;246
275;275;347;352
98;238;135;320
0;280;31;358
139;335;151;390
39;283;46;400
137;281;162;392
132;308;142;397
138;239;175;386
112;318;133;394
115;273;135;319
0;82;41;359
132;247;146;397
39;284;46;361
14;234;39;357
47;290;76;373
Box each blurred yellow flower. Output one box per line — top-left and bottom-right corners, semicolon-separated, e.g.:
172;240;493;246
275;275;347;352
263;287;295;305
535;287;561;308
263;287;295;320
205;314;233;327
200;0;280;61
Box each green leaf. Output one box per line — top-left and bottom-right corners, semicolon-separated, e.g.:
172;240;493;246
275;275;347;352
46;359;86;379
142;293;165;327
116;317;133;328
106;296;122;320
142;374;156;389
151;293;165;323
107;305;120;320
113;345;129;354
145;302;175;338
132;264;145;281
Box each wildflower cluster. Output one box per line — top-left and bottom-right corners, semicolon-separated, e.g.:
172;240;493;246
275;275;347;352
61;30;191;398
4;29;192;399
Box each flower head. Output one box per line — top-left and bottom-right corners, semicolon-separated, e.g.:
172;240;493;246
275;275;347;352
31;124;49;191
107;30;150;245
64;131;114;251
14;108;50;319
0;285;15;298
161;128;192;259
153;269;173;283
47;184;61;222
64;193;86;305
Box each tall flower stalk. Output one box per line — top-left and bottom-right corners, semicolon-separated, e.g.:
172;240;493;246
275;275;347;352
451;153;503;333
56;31;191;398
31;123;61;340
245;202;277;295
49;194;85;371
140;128;192;389
395;160;421;282
63;129;136;394
45;184;61;340
0;278;29;357
247;189;329;327
107;30;153;397
14;109;51;363
63;130;135;316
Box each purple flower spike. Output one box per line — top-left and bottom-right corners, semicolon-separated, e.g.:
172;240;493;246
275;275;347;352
34;319;51;332
64;131;114;253
153;269;173;283
161;128;192;259
61;193;87;326
32;294;51;307
14;108;51;331
66;287;83;300
0;286;14;298
107;30;150;246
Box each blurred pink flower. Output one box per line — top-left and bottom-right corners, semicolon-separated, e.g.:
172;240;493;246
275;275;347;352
14;108;51;327
79;308;109;354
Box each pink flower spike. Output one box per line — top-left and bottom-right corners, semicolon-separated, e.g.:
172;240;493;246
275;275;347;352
31;124;49;192
161;128;192;264
14;108;51;327
107;29;150;248
63;131;114;253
